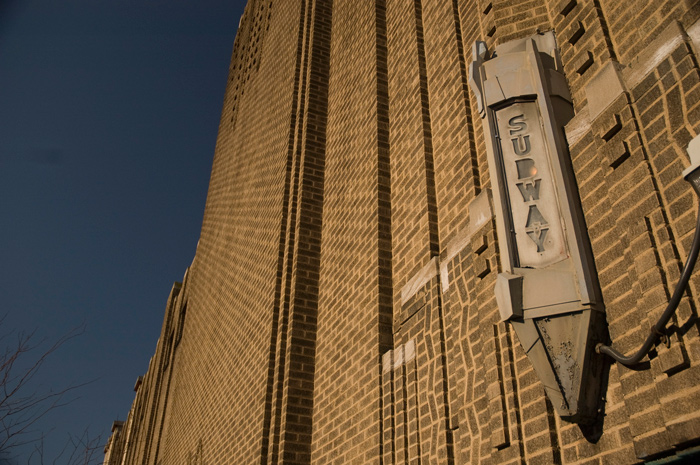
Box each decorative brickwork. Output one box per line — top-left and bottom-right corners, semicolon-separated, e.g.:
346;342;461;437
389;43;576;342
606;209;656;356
104;1;700;464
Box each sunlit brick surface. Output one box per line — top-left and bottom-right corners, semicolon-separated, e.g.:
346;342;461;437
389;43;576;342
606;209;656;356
106;1;700;464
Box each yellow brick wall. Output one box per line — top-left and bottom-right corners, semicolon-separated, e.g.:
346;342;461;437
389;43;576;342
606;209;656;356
107;1;700;464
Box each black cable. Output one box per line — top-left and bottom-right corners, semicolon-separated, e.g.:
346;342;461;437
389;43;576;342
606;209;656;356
596;202;700;366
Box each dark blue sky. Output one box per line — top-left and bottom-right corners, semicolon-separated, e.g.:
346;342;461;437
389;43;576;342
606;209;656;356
0;0;247;461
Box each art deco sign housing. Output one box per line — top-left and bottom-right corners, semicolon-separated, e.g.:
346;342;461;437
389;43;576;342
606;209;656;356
469;32;606;423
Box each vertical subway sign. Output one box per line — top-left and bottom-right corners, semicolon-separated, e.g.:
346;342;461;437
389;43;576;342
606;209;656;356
469;33;606;423
496;102;567;267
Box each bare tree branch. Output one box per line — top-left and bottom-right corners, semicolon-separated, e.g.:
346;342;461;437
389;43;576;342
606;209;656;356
26;429;103;465
0;318;99;464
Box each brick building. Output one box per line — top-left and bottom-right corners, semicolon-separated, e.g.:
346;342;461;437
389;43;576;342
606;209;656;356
105;0;700;463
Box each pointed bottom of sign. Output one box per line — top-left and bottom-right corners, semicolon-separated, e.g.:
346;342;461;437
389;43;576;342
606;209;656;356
511;307;607;423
